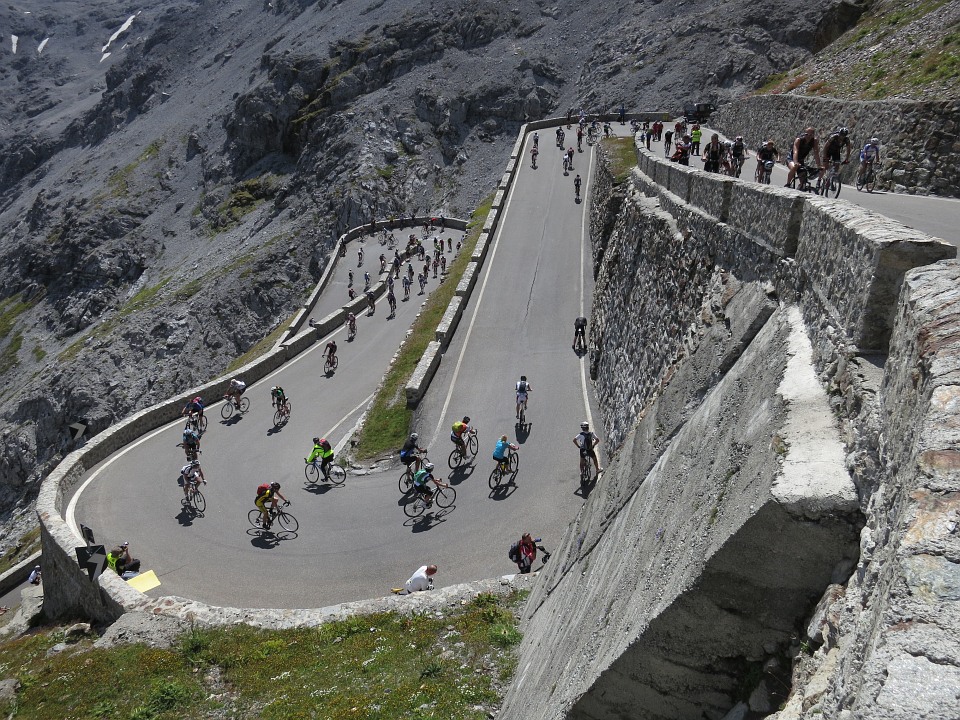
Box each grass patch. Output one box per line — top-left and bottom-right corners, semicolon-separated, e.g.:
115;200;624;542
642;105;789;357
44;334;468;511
601;136;638;184
0;331;23;376
755;71;787;94
1;591;526;719
106;139;165;198
354;194;493;459
0;526;40;575
31;344;46;362
120;277;172;318
377;164;396;179
0;295;39;340
224;313;297;374
209;176;278;234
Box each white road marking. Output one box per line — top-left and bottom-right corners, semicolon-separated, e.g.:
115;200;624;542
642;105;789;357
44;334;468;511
429;140;526;447
328;393;374;453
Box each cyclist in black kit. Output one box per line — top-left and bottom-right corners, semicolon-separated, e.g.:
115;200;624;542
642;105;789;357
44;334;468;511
574;174;582;199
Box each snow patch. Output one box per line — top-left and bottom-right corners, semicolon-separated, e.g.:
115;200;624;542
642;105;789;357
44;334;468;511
11;34;18;54
37;38;49;54
101;12;140;54
100;51;111;63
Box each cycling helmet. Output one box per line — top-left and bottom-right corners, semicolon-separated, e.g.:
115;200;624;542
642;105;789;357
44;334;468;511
190;460;200;468
270;482;281;489
424;461;435;471
462;416;471;423
410;432;419;441
192;396;202;403
838;127;849;136
581;421;590;430
735;135;743;141
271;386;277;392
870;137;880;145
312;437;320;444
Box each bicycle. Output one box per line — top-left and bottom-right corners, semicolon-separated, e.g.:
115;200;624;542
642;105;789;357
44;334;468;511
220;395;250;419
182;480;206;513
730;155;745;178
788;164;820;193
272;399;292;427
347;321;356;342
398;453;430;494
574;330;587;353
856;161;879;193
818;161;844;198
305;458;346;486
403;485;456;518
489;449;519;489
579;458;593;486
248;503;299;533
756;160;775;185
448;429;479;468
518;400;527;426
324;353;339;373
185;412;208;434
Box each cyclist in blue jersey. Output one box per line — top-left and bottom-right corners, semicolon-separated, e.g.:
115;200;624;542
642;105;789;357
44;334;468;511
857;137;882;184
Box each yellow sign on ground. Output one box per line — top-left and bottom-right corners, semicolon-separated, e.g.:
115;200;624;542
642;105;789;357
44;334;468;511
126;570;160;592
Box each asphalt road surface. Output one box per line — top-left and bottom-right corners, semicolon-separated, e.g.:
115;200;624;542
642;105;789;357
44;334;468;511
70;131;600;608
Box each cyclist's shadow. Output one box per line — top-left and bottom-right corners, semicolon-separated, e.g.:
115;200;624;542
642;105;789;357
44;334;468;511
220;416;243;427
515;423;531;443
488;481;518;501
406;507;454;533
266;425;286;437
174;504;200;526
247;529;291;548
575;476;598;499
447;465;474;486
302;480;335;496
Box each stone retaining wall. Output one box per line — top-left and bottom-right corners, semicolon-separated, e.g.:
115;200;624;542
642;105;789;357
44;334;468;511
711;95;960;197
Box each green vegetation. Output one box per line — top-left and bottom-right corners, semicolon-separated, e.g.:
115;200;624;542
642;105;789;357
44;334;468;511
377;164;396;179
0;295;38;340
0;591;526;719
0;526;40;575
31;344;46;362
0;331;23;375
355;194;493;459
209;176;278;233
107;139;165;197
602;137;639;184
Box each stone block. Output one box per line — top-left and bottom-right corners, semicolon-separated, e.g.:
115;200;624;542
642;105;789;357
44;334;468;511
405;341;442;408
491;188;506;210
435;296;464;347
456;262;479;297
280;325;318;357
796;197;955;351
499;171;512;190
728;183;804;257
688;170;734;221
665;161;694;203
471;231;490;264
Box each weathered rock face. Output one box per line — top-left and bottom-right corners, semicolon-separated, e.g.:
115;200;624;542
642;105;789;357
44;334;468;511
711;95;960;197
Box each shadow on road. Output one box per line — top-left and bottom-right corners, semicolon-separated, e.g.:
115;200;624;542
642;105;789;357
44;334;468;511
266;424;286;437
174;504;202;525
302;480;337;495
406;506;455;532
220;415;243;427
247;529;295;547
488;481;518;502
446;464;475;486
515;422;531;443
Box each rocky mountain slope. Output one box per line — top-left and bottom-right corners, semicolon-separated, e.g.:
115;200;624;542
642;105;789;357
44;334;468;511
0;0;866;553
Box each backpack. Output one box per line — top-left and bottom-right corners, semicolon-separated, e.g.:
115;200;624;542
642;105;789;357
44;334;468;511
508;541;521;563
517;381;527;393
256;483;270;498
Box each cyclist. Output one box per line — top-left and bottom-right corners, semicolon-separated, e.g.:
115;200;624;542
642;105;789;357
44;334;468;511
255;481;288;528
574;174;582;199
387;288;397;316
516;375;531;418
181;396;204;423
305;436;334;480
532;131;539;149
400;432;427;472
821;127;852;173
325;339;337;366
786;127;821;187
402;274;411;299
573;421;602;477
225;377;246;407
555;126;563;146
411;462;450;508
857;137;882;183
451;416;473;456
530;144;539;167
701;133;725;173
493;434;519;472
755;140;780;181
180;460;206;500
346;312;357;339
573;316;587;350
729;135;749;176
663;129;674;155
270;385;287;411
180;423;201;460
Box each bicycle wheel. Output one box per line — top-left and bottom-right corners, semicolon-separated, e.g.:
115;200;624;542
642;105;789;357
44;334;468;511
398;467;413;494
508;452;519;473
273;409;284;426
328;464;347;487
580;461;591;485
190;489;206;513
468;433;479;456
404;495;426;518
238;397;250;413
434;486;456;509
221;402;234;420
865;172;875;193
448;448;464;469
198;415;208;433
518;406;525;425
276;510;299;533
248;509;264;528
488;466;503;489
305;462;320;483
830;177;841;199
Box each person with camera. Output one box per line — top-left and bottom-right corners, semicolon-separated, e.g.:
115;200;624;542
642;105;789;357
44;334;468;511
107;542;141;579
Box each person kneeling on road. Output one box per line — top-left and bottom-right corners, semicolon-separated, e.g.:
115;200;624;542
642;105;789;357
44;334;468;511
392;564;437;595
107;542;141;579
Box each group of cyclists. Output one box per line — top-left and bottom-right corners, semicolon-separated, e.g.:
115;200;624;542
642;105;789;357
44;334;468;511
661;121;882;189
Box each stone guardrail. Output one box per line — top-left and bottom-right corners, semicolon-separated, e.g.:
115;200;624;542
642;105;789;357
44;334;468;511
0;551;41;599
401;111;674;408
632;140;955;354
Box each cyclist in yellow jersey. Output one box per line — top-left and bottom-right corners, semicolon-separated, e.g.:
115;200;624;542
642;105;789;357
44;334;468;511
450;415;472;455
255;481;288;528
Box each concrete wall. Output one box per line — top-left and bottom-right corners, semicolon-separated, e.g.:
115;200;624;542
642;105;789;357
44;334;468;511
711;95;960;197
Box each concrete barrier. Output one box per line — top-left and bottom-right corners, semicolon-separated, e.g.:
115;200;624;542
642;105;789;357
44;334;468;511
0;552;41;598
456;262;479;297
435;296;464;347
405;340;443;408
728;182;804;257
472;231;490;265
